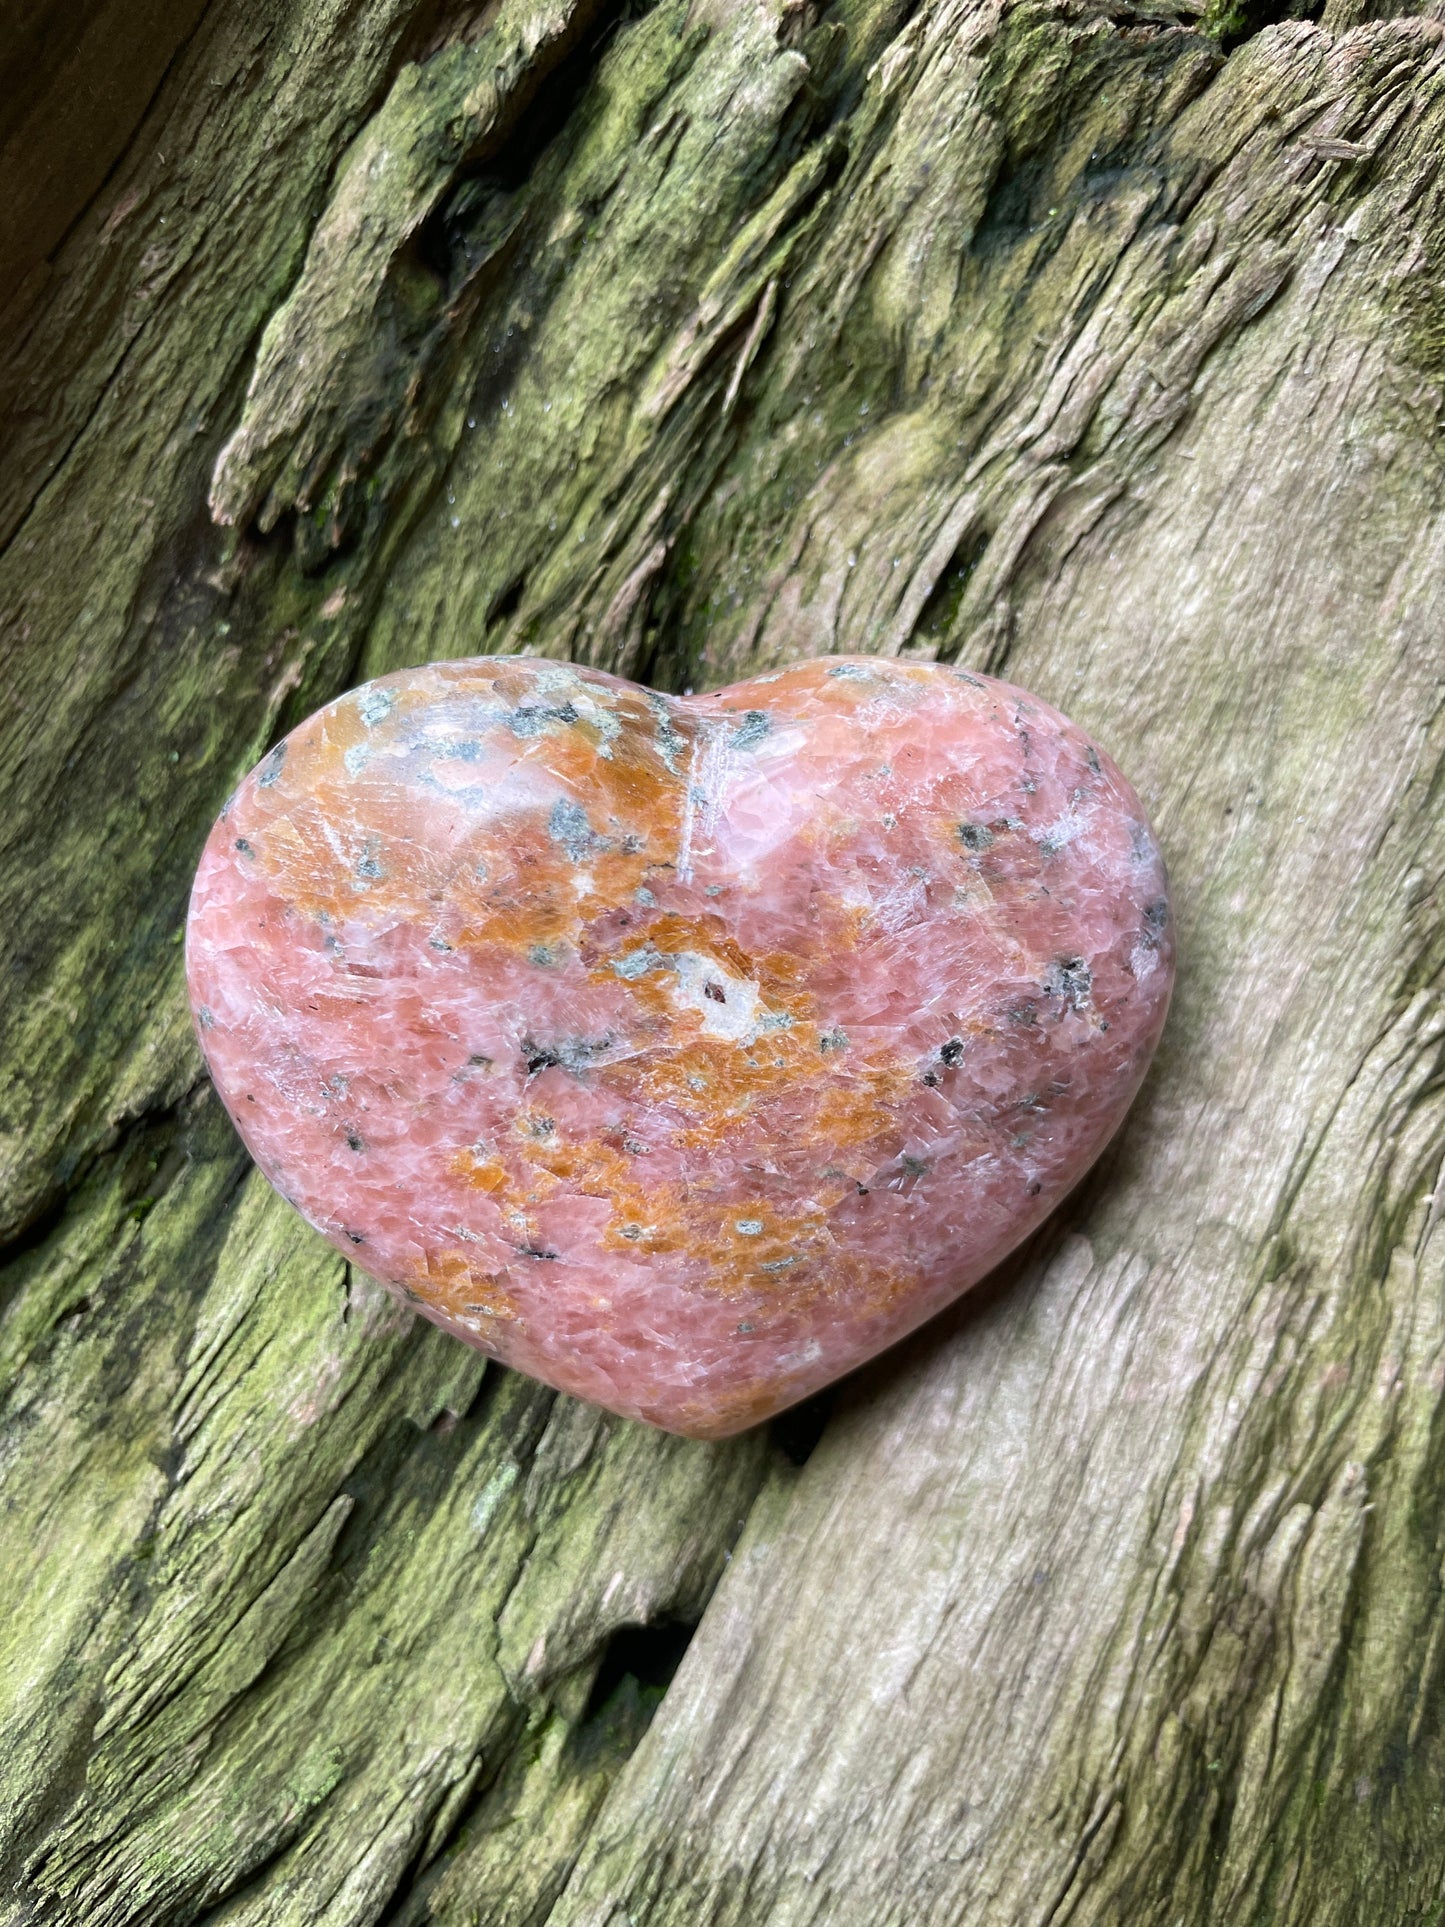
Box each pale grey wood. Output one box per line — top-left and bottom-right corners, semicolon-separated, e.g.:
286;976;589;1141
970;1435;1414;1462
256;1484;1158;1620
537;17;1445;1923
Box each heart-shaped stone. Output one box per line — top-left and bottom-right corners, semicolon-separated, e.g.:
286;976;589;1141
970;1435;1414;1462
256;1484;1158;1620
187;656;1172;1436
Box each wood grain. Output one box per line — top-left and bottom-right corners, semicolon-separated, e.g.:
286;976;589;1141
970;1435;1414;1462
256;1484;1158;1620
2;0;1443;1919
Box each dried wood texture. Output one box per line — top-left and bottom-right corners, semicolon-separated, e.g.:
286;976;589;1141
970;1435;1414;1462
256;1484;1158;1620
2;0;1445;1921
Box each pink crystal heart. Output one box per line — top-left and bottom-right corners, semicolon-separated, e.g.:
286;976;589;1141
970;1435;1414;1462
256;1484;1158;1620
187;656;1173;1437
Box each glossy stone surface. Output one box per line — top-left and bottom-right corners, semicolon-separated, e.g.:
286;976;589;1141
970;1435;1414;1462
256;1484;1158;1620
186;656;1173;1437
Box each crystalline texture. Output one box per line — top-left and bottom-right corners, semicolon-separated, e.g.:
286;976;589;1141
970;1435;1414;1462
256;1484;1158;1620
186;655;1174;1437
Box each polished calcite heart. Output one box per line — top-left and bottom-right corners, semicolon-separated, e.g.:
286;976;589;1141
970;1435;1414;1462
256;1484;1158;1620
187;656;1173;1437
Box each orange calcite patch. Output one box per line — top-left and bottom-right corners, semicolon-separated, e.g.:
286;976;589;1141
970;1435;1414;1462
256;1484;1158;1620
186;656;1173;1437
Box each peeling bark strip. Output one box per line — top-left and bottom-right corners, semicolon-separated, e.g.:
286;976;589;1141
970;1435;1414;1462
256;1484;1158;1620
2;0;1445;1918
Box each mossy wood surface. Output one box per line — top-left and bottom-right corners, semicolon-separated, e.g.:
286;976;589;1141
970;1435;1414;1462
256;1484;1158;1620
3;0;1445;1918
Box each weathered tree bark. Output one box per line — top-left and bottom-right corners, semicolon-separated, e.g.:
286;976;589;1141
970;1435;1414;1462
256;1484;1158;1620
3;0;1444;1918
